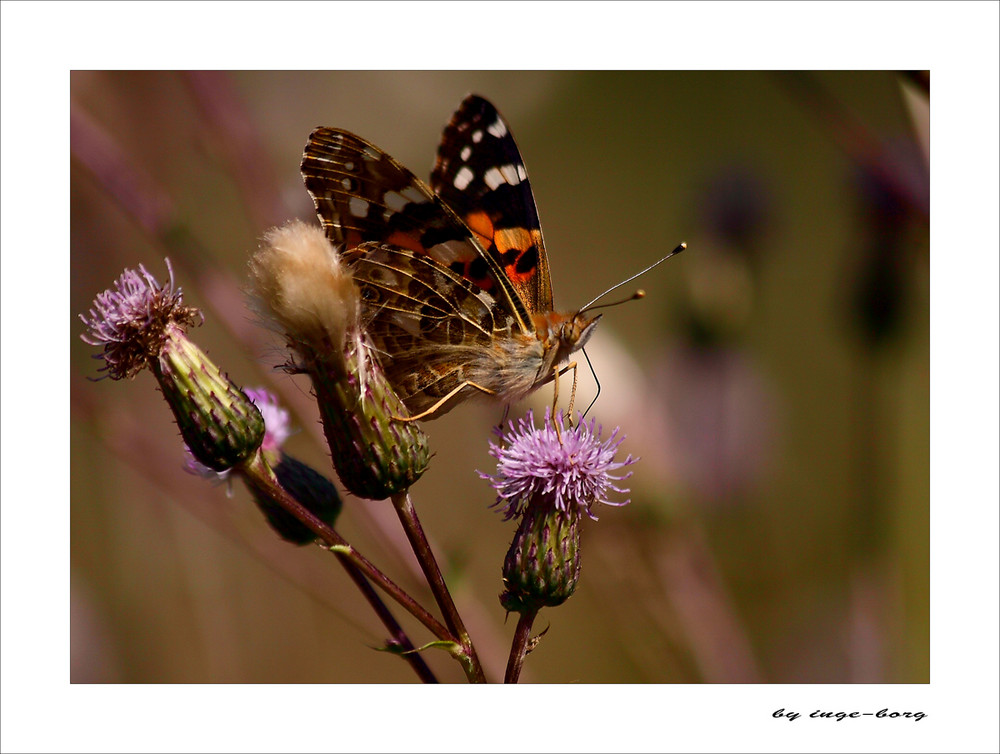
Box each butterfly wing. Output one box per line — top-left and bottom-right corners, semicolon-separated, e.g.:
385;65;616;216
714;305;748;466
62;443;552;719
431;95;553;314
301;127;533;334
349;242;523;413
299;98;563;417
301;128;540;414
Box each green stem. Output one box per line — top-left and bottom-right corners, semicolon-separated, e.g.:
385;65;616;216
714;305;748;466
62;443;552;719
504;609;539;683
391;491;487;683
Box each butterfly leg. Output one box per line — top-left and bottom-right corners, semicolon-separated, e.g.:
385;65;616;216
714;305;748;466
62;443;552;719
392;381;497;422
547;361;580;443
567;363;581;423
495;404;512;437
550;362;580;425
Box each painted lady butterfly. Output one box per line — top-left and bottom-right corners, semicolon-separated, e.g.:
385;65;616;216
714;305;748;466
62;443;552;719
300;95;604;419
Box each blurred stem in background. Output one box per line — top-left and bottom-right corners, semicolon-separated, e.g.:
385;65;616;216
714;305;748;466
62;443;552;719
778;71;929;681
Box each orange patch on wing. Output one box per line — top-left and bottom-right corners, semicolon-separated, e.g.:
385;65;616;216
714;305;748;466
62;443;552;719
385;231;426;254
495;228;540;284
463;211;494;249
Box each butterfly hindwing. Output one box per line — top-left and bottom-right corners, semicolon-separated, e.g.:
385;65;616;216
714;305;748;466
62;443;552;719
349;242;513;408
431;95;553;314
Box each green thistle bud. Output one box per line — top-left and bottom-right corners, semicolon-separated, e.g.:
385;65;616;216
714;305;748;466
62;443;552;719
250;221;429;500
185;388;343;545
500;506;581;613
80;260;264;472
151;326;265;471
306;340;429;500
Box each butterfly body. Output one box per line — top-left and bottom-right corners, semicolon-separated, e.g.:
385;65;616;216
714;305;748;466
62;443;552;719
302;95;598;417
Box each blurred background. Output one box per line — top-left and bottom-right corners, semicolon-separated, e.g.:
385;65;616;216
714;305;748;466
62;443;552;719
71;70;929;684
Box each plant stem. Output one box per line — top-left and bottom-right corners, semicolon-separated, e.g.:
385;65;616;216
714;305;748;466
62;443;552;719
239;456;454;649
390;491;487;683
337;559;438;683
504;609;539;683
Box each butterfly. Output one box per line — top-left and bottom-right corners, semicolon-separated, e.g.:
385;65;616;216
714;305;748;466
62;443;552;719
300;94;602;420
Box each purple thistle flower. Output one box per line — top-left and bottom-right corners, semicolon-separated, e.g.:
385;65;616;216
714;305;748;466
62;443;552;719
481;409;637;521
81;258;264;471
79;259;201;380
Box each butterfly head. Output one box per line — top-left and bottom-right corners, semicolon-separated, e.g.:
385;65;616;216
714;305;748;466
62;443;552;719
534;310;602;370
563;310;602;355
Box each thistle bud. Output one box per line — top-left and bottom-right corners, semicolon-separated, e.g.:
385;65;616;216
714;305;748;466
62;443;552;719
152;329;265;471
252;453;342;545
306;341;430;500
186;388;343;545
80;260;264;471
250;221;429;499
481;410;637;614
500;505;581;612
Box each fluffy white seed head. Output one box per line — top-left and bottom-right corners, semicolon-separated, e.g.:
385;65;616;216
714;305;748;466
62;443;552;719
250;221;360;353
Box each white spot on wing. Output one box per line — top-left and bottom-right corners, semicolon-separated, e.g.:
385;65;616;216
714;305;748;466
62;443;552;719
500;164;521;185
460;146;472;161
402;186;425;203
349;197;368;217
487;117;507;138
384;191;408;212
483;167;504;190
472;130;483;143
517;164;527;181
428;239;474;265
454;166;474;190
483;164;522;189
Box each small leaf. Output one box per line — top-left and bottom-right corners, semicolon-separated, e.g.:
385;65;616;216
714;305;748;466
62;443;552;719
376;639;461;656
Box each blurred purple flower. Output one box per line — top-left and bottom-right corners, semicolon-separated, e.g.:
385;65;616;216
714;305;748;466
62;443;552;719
701;165;772;253
849;137;928;347
651;345;777;504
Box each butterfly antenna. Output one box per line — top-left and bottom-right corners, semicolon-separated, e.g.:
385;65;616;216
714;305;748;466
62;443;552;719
581;347;601;419
581;242;686;312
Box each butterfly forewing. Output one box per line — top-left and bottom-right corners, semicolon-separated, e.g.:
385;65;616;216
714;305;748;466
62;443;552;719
301;129;458;253
431;95;553;315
